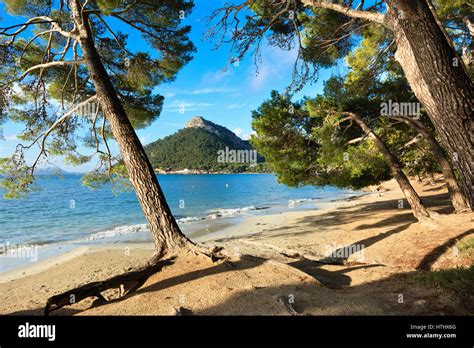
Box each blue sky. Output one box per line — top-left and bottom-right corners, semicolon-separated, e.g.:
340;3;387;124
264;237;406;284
0;0;348;172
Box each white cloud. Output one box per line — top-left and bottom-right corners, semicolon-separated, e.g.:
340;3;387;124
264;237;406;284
163;121;184;127
139;134;152;145
201;68;234;84
249;65;271;90
233;128;243;137
4;134;18;142
189;87;234;95
247;44;299;91
166;87;236;96
163;100;215;113
227;102;246;109
233;128;255;140
242;130;256;140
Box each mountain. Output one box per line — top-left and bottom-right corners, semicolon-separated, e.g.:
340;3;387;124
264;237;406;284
183;116;252;150
144;116;269;173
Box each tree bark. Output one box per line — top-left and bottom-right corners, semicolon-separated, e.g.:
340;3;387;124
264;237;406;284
391;116;471;212
300;0;473;209
384;0;474;209
344;112;432;221
69;0;192;258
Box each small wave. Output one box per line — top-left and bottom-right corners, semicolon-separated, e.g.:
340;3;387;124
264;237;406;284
205;205;260;219
287;198;320;206
10;200;327;247
84;223;149;241
74;206;260;241
177;205;271;224
177;216;204;224
292;198;315;203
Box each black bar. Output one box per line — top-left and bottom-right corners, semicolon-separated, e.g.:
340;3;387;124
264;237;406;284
0;316;472;346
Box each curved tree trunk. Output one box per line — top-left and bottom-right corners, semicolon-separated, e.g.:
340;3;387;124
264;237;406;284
391;116;471;212
70;0;192;258
344;112;432;221
385;0;474;209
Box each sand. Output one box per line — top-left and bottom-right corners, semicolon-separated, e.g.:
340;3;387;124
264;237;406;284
1;175;472;315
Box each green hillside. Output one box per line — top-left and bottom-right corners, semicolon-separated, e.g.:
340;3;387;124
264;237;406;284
144;120;269;173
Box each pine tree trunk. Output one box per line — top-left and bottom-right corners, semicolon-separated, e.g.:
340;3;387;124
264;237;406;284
392;116;471;212
385;0;474;208
346;112;432;221
70;0;192;258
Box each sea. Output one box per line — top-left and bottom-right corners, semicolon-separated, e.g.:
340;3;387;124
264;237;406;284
0;174;360;272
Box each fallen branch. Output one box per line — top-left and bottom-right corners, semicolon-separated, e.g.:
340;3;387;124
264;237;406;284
44;257;176;316
43;244;228;316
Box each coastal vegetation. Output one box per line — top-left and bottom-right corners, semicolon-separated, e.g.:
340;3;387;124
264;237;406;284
416;265;474;298
210;0;473;212
0;0;472;319
0;0;199;259
145;117;270;173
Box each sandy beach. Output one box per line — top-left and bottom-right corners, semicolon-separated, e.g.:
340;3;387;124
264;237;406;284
1;176;472;316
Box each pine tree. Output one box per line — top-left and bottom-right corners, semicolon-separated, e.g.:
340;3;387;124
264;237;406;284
251;85;434;221
345;23;471;212
0;0;196;258
209;0;473;210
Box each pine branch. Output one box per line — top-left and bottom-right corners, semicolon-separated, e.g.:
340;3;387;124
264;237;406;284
17;60;84;82
27;95;98;174
301;0;385;24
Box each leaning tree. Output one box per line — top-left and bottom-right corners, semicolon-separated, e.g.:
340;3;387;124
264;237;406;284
250;82;435;221
208;0;474;209
344;23;471;212
0;0;199;258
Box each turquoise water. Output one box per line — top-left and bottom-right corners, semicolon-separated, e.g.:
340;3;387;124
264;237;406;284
0;174;359;247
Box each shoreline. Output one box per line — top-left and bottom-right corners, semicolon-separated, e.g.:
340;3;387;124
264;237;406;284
193;199;352;243
155;171;271;175
0;191;364;276
0;176;472;315
0;244;155;283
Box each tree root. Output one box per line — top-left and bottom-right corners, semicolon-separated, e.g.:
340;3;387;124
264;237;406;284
43;244;229;316
184;244;230;262
417;210;444;226
44;257;176;316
